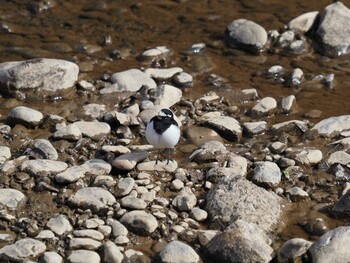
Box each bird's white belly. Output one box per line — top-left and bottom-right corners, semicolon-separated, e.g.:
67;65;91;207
146;122;180;149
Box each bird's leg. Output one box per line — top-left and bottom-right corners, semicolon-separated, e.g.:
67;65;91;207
166;148;172;165
156;149;160;165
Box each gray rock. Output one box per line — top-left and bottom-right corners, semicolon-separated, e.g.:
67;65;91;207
101;240;124;263
115;177;135;197
278;238;312;263
73;229;104;241
81;159;112;175
53;123;82;141
68;187;116;213
281;95;296;113
206;220;273;263
69;238;102;250
55;166;87;184
170;179;184;191
190;140;228;163
252;161;281;187
296;149;323;165
121;196;147;210
190;207;208;222
112;151;149;171
174;72;193;87
199;112;242;141
226;19;268;53
36;230;55;239
308;226;350;263
316;2;350;57
251;97;277;117
82;103;106;120
286;187;309;201
288;11;319;33
124;249;149;262
46;214;73;236
332;189;350;216
32;139;58;160
277;31;295;48
198;230;219;247
7;106;43;127
312;115;350;137
0;188;26;210
243;121;267;135
154;84;182;108
144;67;183;80
327;151;350;166
137;160;178;172
107;219;128;237
272;120;309;133
270;142;287;154
160;240;201;263
20;159;68;176
120;211;158;236
0;146;11;164
68;250;100;263
0;58;78;95
41;251;63;263
172;187;197;212
0;238;46;262
141;46;170;58
287;68;303;86
110;69;157;92
206;177;281;233
75;121;111;141
77;80;95;91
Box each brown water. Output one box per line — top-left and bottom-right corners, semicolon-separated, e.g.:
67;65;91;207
1;0;350;259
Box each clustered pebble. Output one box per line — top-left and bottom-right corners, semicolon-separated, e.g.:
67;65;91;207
0;1;350;263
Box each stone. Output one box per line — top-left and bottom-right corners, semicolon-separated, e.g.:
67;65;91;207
327;151;350;166
174;72;193;87
7;106;43;127
190;207;208;222
270;142;287;154
159;240;200;263
41;251;63;263
55;166;87;184
170;179;184;191
278;238;312;263
83;103;106;120
110;69;157;92
69;238;102;250
75;121;111;141
288;11;319;33
332;189;350;216
308;226;350;263
77;80;95;91
226;19;268;53
206;220;274;263
144;67;183;80
46;215;73;236
252;161;281;187
115;177;135;197
312;115;350;137
81;159;112;175
172;187;197;212
316;2;350;57
36;230;55;239
154;84;182;108
272;120;308;133
142;46;170;57
251;97;277;117
101;240;124;263
137;160;178;172
120;196;147;210
286;187;309;201
107;219;128;237
199;112;242;141
20;159;68;176
190;140;228;163
0;238;46;262
32;139;58;160
102;145;130;155
243;121;267;135
68;187;116;213
206;177;281;233
296;149;323;165
0;146;11;164
68;250;100;263
120;211;158;236
281;95;296;113
0;58;78;95
113;152;149;171
73;229;104;241
53;123;82;141
287;68;303;86
124;249;149;262
0;188;26;210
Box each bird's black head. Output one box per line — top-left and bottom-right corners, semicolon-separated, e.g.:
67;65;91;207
158;108;174;119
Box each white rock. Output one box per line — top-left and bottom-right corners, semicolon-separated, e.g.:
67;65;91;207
55;166;87;184
243;121;267;135
112;152;149;171
0;188;26;210
120;211;158;236
81;159;112;175
0;146;11;164
101;240;124;263
110;69;157;92
160;240;200;263
312;115;350;137
253;161;281;187
327;151;350;166
41;251;63;263
296;149;323;165
173;72;193;86
144;67;183;80
278;238;312;263
154;84;182;108
46;215;73;236
252;97;277;117
75;121;111;141
73;229;104;241
68;250;100;263
8;106;43;126
69;238;101;250
281;95;296;113
0;238;46;262
20;159;68;176
53;123;82;141
288;11;319;33
172;187;197;212
32;139;58;160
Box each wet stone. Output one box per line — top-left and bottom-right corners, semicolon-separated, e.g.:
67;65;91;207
120;211;158;236
281;95;296;113
110;69;157;92
53;123;82;141
75;121;111;141
46;215;73;236
0;146;11;164
172;187;197;212
120;196;147;210
278;238;312;263
252;161;281;187
277;31;295;48
77;80;95;91
68;250;100;263
7;106;43;127
0;238;46;262
32;139;58;160
101;240;124;263
160;240;201;263
286;68;303;86
243;121;267;135
141;46;170;58
20;159;68;176
0;188;25;210
144;67;183;80
251;97;277;117
288;11;319;33
173;72;193;87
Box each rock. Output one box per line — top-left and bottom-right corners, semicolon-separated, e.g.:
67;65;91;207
0;238;46;262
0;146;11;164
68;250;100;263
286;187;309;201
73;229;104;241
199;112;242;141
190;140;228;163
190;207;208;222
270;142;287;154
110;69;157;92
278;238;312;263
243;121;267;135
295;149;323;165
70;238;102;250
332;189;350;216
120;211;158;236
186;125;223;146
312;115;350;137
113;151;149;171
316;2;350;57
77;80;95;91
286;68;303;86
172;187;197;212
75;121;111;141
206;220;274;263
252;161;281;187
68;187;116;213
277;31;295;48
32;139;58;160
159;240;201;263
101;240;124;263
154;84;182;108
115;177;135;197
53;123;82;141
137;160;178;173
121;196;147;210
41;251;63;263
251;97;277;117
198;230;219;247
36;230;55;240
174;72;193;87
124;249;149;263
281;95;296;113
0;58;78;95
102;145;130;155
82;103;106;120
272;120;308;133
327;151;350;166
141;46;170;58
308;226;350;263
144;67;183;80
0;188;26;210
55;166;87;184
46;215;73;236
81;159;111;175
226;19;268;53
206;177;281;233
288;11;319;33
170;179;184;191
107;219;128;237
7;106;43;127
20;159;68;176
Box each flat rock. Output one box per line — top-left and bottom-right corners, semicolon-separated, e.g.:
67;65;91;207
252;161;281;187
0;188;26;210
110;69;157;92
172;187;197;212
46;214;73;236
7;106;43;127
312;115;350;137
154;84;182;108
101;240;124;263
160;240;201;263
308;226;350;263
0;58;78;95
144;67;183;80
81;159;112;175
21;159;68;176
120;211;158;236
75;121;111;141
112;151;149;171
121;196;147;210
278;238;312;263
288;11;319;33
226;19;268;53
55;166;87;184
32;139;58;160
327;151;350;166
251;97;277;117
272;120;308;133
137;160;178;172
0;238;46;262
174;72;193;87
243;121;267;135
69;238;102;250
68;187;116;213
53;123;82;141
82;103;106;120
68;250;100;263
206;177;281;233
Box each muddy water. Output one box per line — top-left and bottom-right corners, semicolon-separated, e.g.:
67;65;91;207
1;0;350;257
